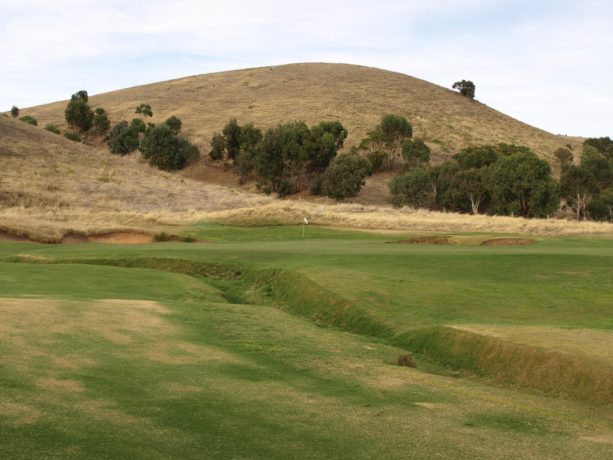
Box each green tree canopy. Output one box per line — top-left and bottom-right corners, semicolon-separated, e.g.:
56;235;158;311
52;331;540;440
92;108;111;136
255;121;311;196
389;166;432;207
560;164;598;220
135;103;153;117
107;120;142;155
321;155;372;201
453;146;498;169
488;151;559;217
452;80;476;99
402;139;430;166
65;98;94;134
365;114;413;169
140;124;199;171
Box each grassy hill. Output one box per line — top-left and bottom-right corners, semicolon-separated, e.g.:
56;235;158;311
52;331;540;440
0;115;271;241
20;63;582;165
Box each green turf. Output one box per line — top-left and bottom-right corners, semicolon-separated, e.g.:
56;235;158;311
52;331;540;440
1;226;612;459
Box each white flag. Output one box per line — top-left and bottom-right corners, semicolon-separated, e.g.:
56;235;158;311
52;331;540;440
303;217;309;225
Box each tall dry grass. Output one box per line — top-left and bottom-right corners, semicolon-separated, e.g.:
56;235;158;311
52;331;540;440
1;116;611;241
19;63;583;164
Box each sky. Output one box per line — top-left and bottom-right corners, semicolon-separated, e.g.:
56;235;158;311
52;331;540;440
1;0;611;137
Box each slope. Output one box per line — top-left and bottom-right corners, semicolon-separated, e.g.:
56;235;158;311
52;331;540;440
0;115;271;240
19;63;582;164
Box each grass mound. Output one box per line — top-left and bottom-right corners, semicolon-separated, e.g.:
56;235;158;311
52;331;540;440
398;326;613;403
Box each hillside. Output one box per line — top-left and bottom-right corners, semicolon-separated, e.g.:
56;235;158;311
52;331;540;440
2;114;611;241
20;63;582;165
0;115;271;240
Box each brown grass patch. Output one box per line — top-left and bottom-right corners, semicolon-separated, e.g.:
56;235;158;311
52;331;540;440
0;400;42;426
480;237;536;246
452;325;613;368
395;235;450;245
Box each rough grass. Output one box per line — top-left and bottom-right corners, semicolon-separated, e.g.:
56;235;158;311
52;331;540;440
399;326;613;403
2;116;611;242
7;249;613;403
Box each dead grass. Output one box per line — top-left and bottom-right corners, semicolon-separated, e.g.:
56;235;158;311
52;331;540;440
452;325;613;369
410;326;613;402
1;116;611;240
20;63;583;163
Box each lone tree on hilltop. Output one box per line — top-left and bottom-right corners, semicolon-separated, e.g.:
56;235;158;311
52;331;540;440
10;106;19;118
452;80;476;99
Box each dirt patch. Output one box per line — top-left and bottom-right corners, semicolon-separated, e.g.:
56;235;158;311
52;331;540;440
0;230;34;242
394;235;450;245
480;238;535;246
61;231;153;244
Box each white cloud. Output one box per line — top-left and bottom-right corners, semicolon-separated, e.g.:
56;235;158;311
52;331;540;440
0;0;611;136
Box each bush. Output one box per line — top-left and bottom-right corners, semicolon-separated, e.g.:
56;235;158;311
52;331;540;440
92;108;111;136
107;120;140;155
452;80;476;99
64;130;81;142
135;103;153;117
389;166;432;207
65;98;93;134
19;115;38;126
45;124;61;134
140;124;199;171
366;150;387;172
402;139;430;166
321;155;372;201
165;115;182;135
10;106;19;118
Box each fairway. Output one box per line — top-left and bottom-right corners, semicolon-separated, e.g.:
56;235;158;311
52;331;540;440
1;225;612;459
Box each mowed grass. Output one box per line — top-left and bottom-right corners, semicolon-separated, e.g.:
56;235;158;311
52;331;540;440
1;226;612;458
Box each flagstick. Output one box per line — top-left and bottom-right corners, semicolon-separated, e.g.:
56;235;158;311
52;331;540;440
302;221;305;239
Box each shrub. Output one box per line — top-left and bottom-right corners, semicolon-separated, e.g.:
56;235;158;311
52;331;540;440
65;98;94;134
140;124;199;171
321;155;372;200
107;120;140;155
135;103;153;117
366;150;387;172
164;115;182;135
64;130;81;142
452;80;476;99
402;138;430;166
45;124;61;134
19;115;38;126
92;108;111;136
389;166;432;207
10;106;19;118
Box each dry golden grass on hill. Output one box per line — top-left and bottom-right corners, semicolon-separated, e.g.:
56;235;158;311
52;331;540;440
2;115;611;241
21;63;582;165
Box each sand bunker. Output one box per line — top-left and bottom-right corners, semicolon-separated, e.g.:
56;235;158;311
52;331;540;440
61;231;153;244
